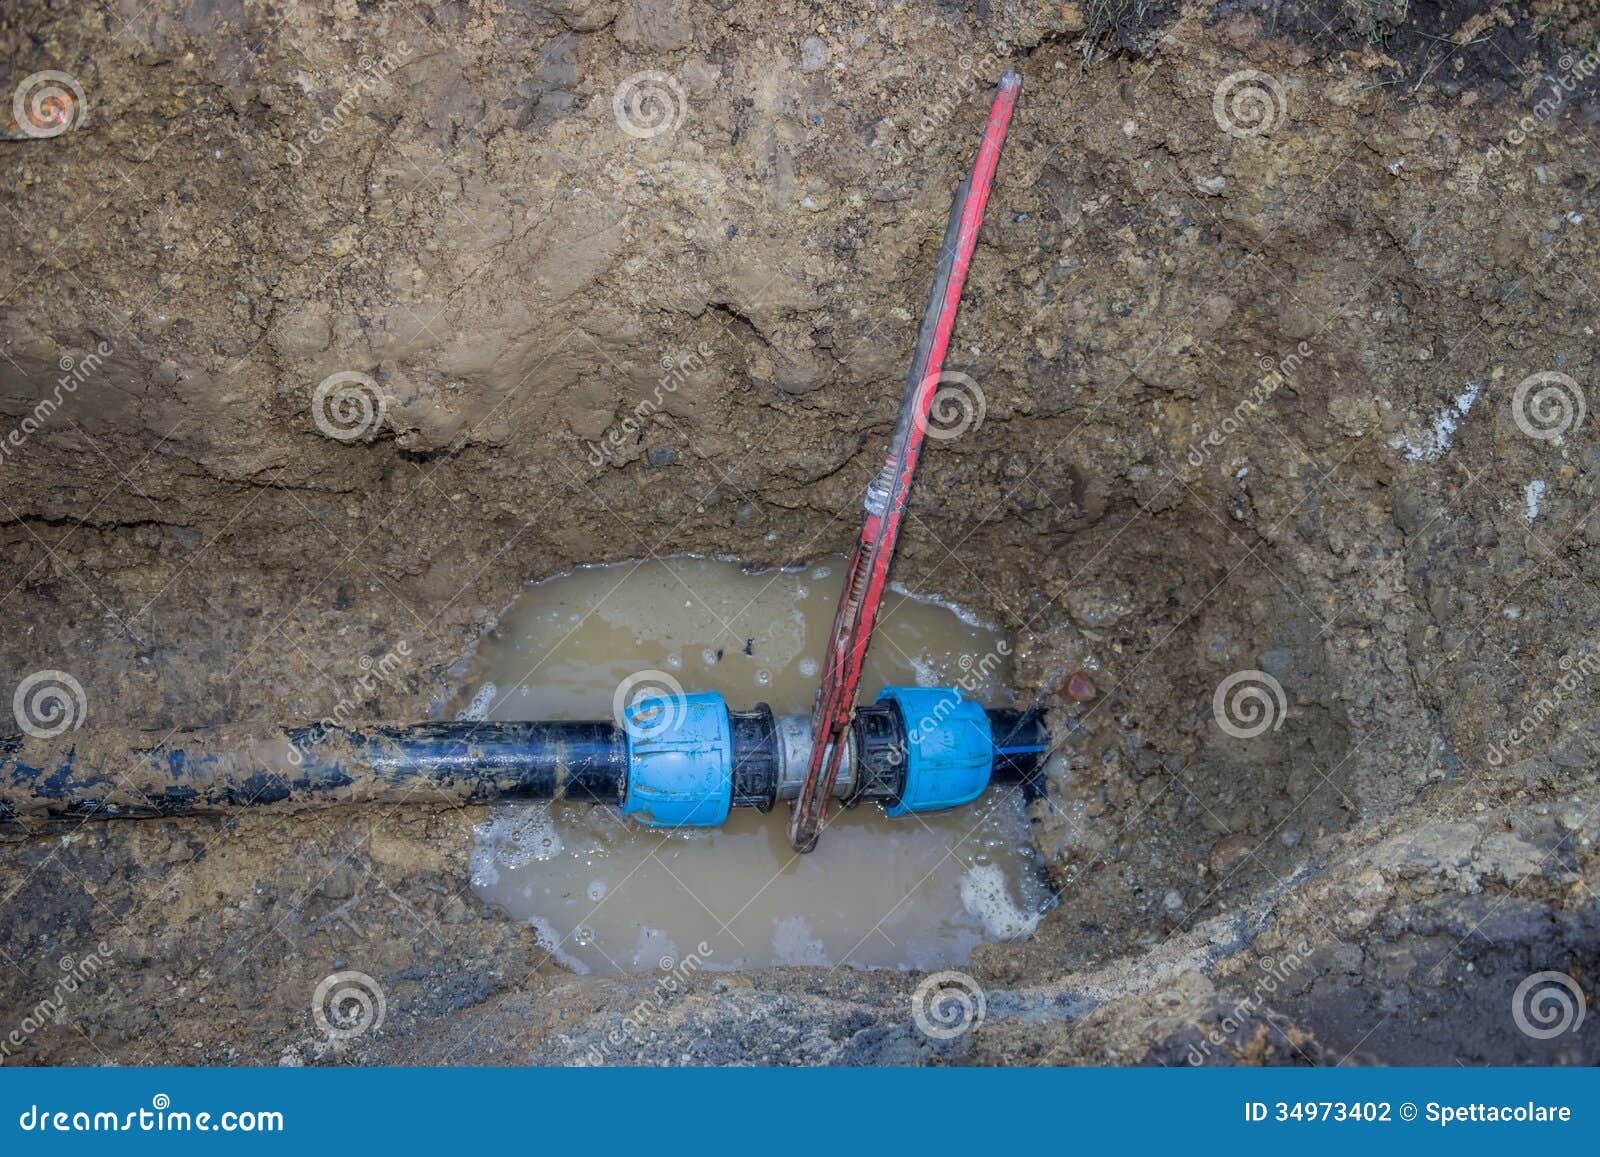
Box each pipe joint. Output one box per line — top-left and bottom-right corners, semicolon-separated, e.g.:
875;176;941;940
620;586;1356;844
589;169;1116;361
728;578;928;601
620;691;733;827
876;686;993;817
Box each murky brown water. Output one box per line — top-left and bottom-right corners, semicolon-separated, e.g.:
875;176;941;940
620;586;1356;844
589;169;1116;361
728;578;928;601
461;556;1049;974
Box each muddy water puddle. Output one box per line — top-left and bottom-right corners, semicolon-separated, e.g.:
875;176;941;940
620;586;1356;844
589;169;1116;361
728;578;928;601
459;556;1049;974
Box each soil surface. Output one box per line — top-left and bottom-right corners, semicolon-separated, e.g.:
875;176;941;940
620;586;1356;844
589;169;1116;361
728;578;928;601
2;0;1598;1065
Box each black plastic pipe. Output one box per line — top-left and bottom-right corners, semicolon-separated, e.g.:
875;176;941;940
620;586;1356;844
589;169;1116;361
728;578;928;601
0;706;1047;826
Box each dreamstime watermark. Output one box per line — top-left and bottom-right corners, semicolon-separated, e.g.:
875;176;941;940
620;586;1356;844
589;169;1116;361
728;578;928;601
1484;651;1598;767
612;669;688;741
911;970;986;1041
1212;669;1287;739
586;342;713;466
612;70;686;138
11;670;87;738
915;371;986;441
902;643;1011;749
10;70;85;138
311;970;386;1040
1511;371;1586;441
1486;45;1600;166
0;942;114;1063
581;944;713;1064
883;47;1010;166
287;640;412;765
285;43;412;164
1186;938;1316;1064
1186;342;1313;473
18;1096;284;1133
1212;70;1287;138
0;342;113;469
1511;970;1587;1040
311;370;388;442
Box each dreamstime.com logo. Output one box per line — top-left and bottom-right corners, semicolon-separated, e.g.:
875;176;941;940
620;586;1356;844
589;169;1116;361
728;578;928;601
613;70;686;139
1212;70;1287;138
2;941;114;1063
11;670;87;738
1485;45;1600;166
1186;938;1317;1064
17;1095;283;1133
613;669;688;741
11;70;86;138
1511;371;1586;441
586;342;713;466
582;943;713;1064
0;342;113;470
285;41;412;164
903;644;1011;749
311;970;386;1040
915;371;986;441
911;970;986;1041
1212;669;1287;739
881;46;1010;166
1511;971;1587;1040
1186;342;1314;473
287;640;412;765
1484;651;1597;767
312;371;387;442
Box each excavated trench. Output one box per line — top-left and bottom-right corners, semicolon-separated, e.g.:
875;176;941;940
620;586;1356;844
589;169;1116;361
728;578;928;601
2;0;1600;1065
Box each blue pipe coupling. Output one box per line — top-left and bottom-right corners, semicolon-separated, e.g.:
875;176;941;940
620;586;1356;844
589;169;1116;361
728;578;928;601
875;686;993;817
618;686;1013;828
620;691;734;828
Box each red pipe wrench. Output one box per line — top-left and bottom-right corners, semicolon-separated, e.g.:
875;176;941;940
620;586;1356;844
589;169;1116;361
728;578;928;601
790;71;1021;853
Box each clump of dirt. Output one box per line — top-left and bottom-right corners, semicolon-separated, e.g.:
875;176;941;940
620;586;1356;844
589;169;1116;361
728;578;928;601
2;0;1597;1065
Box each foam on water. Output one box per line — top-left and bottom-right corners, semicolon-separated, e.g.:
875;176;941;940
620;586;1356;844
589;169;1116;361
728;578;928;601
959;861;1043;940
461;555;1049;974
458;681;497;722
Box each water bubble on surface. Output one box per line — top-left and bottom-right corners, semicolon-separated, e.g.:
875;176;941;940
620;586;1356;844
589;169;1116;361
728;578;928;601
479;804;564;870
458;682;498;721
